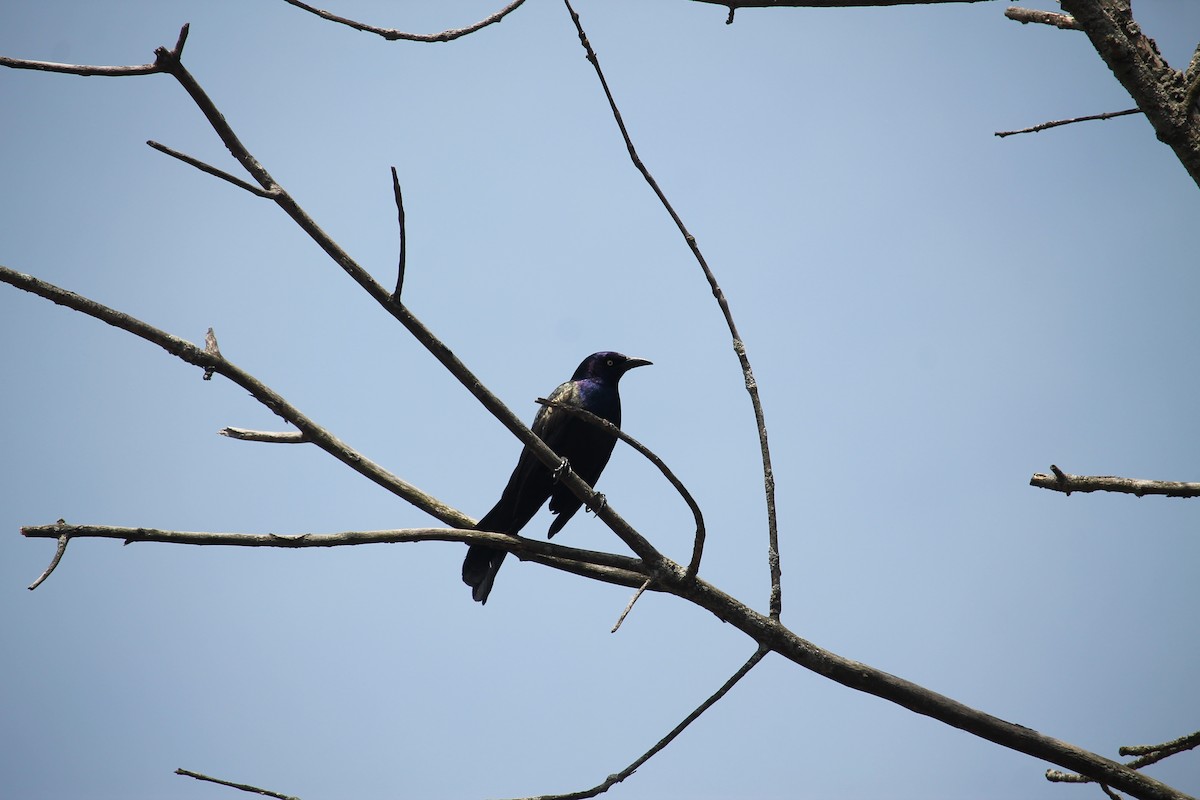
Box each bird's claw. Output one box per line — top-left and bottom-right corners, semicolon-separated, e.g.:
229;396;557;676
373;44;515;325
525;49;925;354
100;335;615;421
587;493;607;515
552;458;570;482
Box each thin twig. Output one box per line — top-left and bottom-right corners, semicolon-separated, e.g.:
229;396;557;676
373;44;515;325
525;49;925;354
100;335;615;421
27;531;69;590
280;0;529;42
611;577;652;633
147;140;276;197
561;0;781;618
537;398;706;577
0;263;472;529
219;427;308;443
995;107;1141;137
1121;731;1200;761
696;0;992;8
1004;7;1081;30
1030;465;1200;498
176;768;301;800
508;647;770;800
391;166;407;299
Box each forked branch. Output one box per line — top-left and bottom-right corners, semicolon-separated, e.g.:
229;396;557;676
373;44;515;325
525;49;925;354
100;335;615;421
1031;464;1200;498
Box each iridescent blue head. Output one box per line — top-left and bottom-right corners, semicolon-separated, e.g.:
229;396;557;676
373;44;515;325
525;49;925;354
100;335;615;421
572;351;653;383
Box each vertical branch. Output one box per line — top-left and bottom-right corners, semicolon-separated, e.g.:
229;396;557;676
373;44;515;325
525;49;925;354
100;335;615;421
391;166;407;299
562;0;782;618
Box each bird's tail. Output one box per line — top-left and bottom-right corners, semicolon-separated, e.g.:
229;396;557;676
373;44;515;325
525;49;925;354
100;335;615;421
462;544;506;604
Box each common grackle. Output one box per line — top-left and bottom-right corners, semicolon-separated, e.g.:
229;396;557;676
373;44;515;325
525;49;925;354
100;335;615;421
462;351;651;604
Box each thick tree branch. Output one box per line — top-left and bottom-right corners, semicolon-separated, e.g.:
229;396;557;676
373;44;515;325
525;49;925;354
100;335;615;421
1031;464;1200;498
1047;730;1200;785
562;0;782;619
1058;0;1200;188
280;0;529;42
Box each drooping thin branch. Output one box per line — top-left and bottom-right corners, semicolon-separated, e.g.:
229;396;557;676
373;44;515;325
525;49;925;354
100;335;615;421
0;264;472;530
280;0;529;42
611;577;652;633
509;646;770;800
561;0;782;619
27;532;68;590
694;0;993;8
21;523;652;590
1004;6;1081;30
176;768;301;800
219;427;308;443
391;166;407;299
995;107;1140;137
537;397;706;578
1030;464;1200;498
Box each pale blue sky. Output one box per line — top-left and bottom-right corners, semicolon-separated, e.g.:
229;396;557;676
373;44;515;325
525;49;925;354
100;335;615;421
2;2;1198;799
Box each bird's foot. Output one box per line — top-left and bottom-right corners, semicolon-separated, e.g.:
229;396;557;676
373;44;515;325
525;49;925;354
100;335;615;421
552;458;571;482
587;493;607;515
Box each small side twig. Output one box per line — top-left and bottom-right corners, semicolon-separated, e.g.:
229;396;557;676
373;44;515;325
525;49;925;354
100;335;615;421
219;427;308;443
27;529;69;590
280;0;529;43
391;166;407;299
176;768;300;800
147;140;276;198
561;0;779;616
537;397;706;578
611;577;652;633
995;108;1141;138
1030;465;1200;498
1004;7;1081;30
507;646;769;800
1046;730;1200;789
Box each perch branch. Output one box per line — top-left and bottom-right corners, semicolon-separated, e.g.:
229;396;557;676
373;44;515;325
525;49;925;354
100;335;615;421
1030;465;1200;498
537;397;706;578
21;523;652;590
0;263;472;529
562;0;781;618
142;39;667;571
280;0;529;42
995;107;1140;137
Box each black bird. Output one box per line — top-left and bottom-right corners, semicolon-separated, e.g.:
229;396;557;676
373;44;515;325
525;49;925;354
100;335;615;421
462;351;652;604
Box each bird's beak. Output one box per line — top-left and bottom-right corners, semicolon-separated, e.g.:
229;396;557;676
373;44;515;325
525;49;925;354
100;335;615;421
623;357;652;371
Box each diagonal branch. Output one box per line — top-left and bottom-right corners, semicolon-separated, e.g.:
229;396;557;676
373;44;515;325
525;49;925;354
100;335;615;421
280;0;529;43
508;646;770;800
0;263;471;529
561;0;782;619
995;107;1141;137
1030;464;1200;498
176;768;300;800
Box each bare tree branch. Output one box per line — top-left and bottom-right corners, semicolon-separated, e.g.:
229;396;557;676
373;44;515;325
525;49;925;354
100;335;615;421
218;427;307;443
611;578;653;633
147;140;276;197
1005;6;1081;30
176;768;301;800
20;523;652;590
0;263;472;530
1047;730;1200;786
561;0;782;619
1030;464;1200;498
995;107;1141;137
537;397;706;578
27;531;68;591
280;0;529;42
391;166;407;299
1058;0;1200;188
693;0;993;8
506;647;770;800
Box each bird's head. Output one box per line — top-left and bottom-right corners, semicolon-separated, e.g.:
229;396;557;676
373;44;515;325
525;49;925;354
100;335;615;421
573;351;653;382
